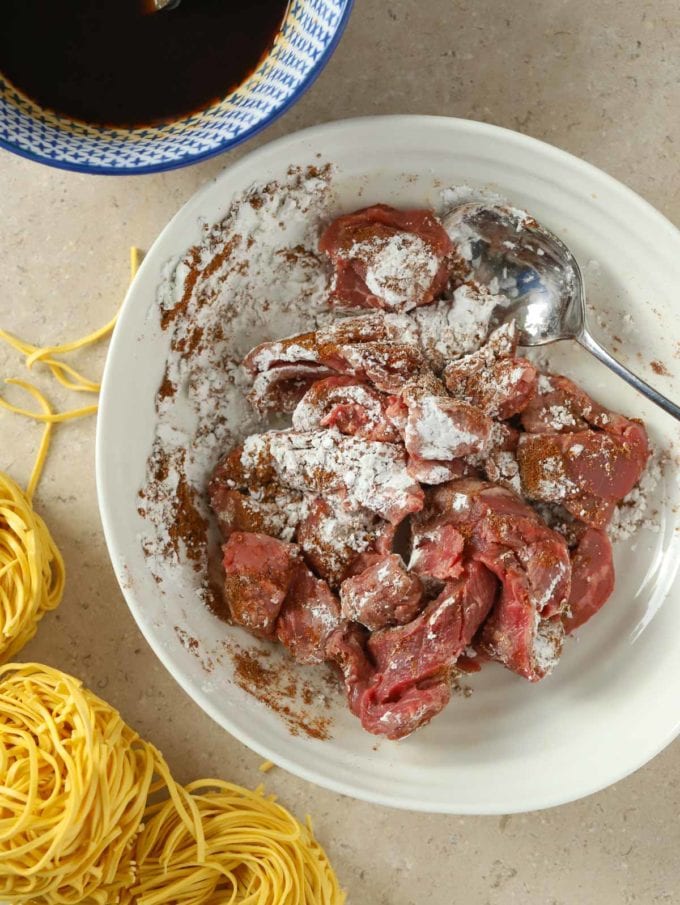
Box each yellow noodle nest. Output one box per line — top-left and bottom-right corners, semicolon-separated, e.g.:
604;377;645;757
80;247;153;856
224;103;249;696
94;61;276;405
0;469;65;664
0;664;346;905
0;662;154;905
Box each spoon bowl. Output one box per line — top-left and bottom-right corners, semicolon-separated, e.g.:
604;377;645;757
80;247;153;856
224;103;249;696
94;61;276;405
445;201;680;420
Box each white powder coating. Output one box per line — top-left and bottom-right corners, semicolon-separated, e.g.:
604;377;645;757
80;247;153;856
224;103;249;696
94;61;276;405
413;283;500;369
535;455;577;502
547;404;578;430
609;447;663;541
292;382;384;432
140;166;335;588
351;232;440;311
241;428;419;524
532;615;564;676
406;396;487;460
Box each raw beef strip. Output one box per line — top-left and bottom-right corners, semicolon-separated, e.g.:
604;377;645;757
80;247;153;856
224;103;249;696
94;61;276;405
522;373;651;442
239;429;424;525
415;478;571;680
319;204;452;311
444;323;537;419
517;428;649;528
409;522;465;581
406;454;472;485
244;290;503;413
276;566;342;664
361;563;498;739
249;334;432;411
339;553;424;631
296;497;393;588
564;527;615;632
325;622;373;715
221;532;300;639
403;396;493;461
209;447;307;542
326;562;497;739
292;375;400;442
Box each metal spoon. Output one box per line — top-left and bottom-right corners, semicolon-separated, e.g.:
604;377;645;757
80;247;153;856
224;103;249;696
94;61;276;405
152;0;181;10
444;201;680;421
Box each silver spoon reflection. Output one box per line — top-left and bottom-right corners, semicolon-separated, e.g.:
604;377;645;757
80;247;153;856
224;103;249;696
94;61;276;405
445;202;680;422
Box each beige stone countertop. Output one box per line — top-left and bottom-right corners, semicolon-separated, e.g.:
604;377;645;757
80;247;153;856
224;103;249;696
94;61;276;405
2;1;680;902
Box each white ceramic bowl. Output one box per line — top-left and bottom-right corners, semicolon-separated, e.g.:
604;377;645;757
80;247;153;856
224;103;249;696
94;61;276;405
97;116;680;813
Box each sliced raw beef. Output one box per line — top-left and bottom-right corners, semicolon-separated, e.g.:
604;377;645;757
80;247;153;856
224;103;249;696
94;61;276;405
325;622;373;715
326;562;497;739
403;396;493;461
276;567;342;664
444;324;537;419
564;527;615;632
292;375;400;442
409;522;465;581
517;427;649;528
319;204;452;311
296;497;393;588
221;532;300;639
361;563;497;739
339;553;424;630
244;290;504;412
238;429;424;524
209;447;307;542
412;283;501;368
522;373;650;440
406;454;472;485
414;478;571;680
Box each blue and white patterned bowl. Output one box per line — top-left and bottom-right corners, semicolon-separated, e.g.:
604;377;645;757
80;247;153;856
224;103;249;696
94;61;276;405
0;0;353;175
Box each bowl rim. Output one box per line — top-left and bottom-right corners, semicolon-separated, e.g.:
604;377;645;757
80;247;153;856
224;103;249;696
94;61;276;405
0;0;354;176
97;115;680;812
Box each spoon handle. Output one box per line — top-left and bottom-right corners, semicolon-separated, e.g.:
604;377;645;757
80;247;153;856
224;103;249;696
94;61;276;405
578;330;680;422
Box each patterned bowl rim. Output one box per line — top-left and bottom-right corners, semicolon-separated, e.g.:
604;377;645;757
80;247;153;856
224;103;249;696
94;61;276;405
0;0;354;176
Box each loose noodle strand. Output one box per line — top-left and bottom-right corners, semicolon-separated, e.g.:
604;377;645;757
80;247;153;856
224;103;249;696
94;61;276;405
0;248;143;663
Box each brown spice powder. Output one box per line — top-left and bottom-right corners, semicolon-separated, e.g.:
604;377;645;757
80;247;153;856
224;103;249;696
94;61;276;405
232;648;332;740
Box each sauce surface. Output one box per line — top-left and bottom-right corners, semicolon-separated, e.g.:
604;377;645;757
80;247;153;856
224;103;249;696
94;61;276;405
0;0;288;127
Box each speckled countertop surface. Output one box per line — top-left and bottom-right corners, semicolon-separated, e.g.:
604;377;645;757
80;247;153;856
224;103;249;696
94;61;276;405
2;1;680;902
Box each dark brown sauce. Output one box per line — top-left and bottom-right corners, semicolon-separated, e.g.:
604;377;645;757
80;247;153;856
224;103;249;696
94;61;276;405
0;0;289;127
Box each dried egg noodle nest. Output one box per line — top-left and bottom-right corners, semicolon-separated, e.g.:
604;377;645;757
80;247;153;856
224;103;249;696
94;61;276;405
0;663;346;905
0;421;65;665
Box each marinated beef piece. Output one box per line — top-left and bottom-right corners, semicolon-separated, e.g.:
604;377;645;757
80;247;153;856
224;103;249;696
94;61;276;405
244;292;503;413
564;527;615;632
406;454;473;485
326;562;497;739
209;446;307;542
409;522;465;581
415;478;571;681
319;204;453;311
340;553;424;631
276;567;342;664
292;375;400;442
363;563;497;739
325;622;373;715
296;497;393;588
403;396;493;462
249;363;337;414
239;429;424;525
411;283;501;368
221;532;300;639
248;333;432;412
521;373;620;434
517;427;649;528
444;323;537;419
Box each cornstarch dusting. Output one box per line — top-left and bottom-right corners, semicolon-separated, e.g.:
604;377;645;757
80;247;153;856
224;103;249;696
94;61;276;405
139;165;335;597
